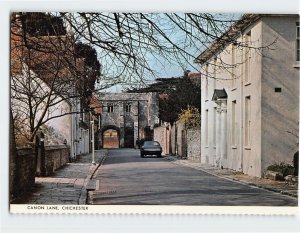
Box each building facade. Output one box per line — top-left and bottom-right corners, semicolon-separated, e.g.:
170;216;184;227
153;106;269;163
196;14;299;177
10;13;93;160
97;92;159;148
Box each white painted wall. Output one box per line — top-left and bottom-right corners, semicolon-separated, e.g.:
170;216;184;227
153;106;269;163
200;15;299;177
260;16;299;173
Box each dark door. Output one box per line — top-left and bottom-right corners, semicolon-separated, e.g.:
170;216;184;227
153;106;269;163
124;127;134;148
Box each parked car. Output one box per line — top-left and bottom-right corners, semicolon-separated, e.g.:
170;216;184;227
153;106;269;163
140;140;162;158
136;138;146;149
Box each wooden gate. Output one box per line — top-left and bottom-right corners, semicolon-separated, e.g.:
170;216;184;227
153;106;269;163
103;129;119;148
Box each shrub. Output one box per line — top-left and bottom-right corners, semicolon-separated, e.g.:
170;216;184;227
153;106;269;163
267;162;295;177
178;106;200;129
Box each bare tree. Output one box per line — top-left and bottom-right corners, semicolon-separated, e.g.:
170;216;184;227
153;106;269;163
59;13;274;88
11;12;273;145
10;12;100;145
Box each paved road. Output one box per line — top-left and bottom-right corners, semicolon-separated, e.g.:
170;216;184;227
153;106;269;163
88;149;297;206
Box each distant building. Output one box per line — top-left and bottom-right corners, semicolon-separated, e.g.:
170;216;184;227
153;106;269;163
97;92;159;148
196;14;299;177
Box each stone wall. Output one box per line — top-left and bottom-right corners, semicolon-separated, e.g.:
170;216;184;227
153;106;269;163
169;122;201;160
9;111;18;201
43;145;70;176
11;145;70;200
187;128;201;161
98;92;159;148
12;148;36;199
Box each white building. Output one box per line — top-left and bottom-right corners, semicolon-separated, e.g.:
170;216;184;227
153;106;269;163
11;64;91;159
70;98;90;159
196;14;299;177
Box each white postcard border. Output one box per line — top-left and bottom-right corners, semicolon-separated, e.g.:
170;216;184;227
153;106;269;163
10;204;298;215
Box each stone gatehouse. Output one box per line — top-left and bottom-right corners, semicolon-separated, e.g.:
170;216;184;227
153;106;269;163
97;92;159;148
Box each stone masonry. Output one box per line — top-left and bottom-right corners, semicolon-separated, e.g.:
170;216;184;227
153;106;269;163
12;150;106;205
186;128;201;161
98;92;159;148
43;145;70;176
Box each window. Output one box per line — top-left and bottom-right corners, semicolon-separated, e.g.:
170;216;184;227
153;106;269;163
244;31;251;83
205;109;209;146
297;22;300;61
125;103;131;112
107;103;114;113
232;100;237;146
244;96;251;147
231;44;236;87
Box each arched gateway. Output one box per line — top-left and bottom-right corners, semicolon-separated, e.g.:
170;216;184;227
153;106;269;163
97;92;159;149
99;125;120;149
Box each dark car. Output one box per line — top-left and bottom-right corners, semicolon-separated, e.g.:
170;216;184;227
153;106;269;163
140;141;162;158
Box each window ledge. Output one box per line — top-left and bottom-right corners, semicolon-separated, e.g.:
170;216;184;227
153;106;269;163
244;82;251;86
231;146;237;149
231;87;237;91
293;63;300;68
244;146;251;150
205;99;209;102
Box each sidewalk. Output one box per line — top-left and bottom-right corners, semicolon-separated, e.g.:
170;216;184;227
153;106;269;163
12;150;107;205
166;155;298;198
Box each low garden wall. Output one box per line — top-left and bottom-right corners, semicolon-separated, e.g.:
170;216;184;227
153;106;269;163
186;128;201;161
11;145;70;200
12;148;36;198
43;145;70;176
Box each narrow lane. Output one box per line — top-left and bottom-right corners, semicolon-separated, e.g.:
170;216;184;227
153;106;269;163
88;149;297;206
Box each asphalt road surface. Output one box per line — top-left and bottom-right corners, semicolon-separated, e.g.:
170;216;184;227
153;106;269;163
88;149;298;206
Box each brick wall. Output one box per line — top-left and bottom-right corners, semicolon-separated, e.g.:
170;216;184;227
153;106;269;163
154;126;170;155
187;128;201;161
43;145;70;176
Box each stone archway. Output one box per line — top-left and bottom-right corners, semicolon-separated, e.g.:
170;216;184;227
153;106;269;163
99;125;120;149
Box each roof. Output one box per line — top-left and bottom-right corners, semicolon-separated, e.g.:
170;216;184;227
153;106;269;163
195;14;299;65
212;89;228;101
194;14;261;64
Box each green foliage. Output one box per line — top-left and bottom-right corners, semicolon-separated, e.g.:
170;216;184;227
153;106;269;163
127;74;201;124
75;42;101;100
267;162;295;177
160;76;201;124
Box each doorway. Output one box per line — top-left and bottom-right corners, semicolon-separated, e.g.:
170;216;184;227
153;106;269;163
103;129;119;148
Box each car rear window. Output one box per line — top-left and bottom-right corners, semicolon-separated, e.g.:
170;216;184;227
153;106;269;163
143;141;160;146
